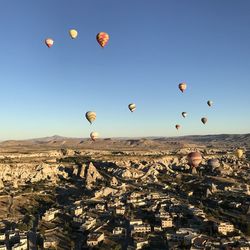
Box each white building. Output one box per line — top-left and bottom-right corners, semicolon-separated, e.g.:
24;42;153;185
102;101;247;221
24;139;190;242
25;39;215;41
81;217;96;231
217;222;234;235
87;232;104;247
132;224;151;234
113;227;125;235
73;206;83;216
8;230;18;240
0;245;7;250
161;218;173;228
154;226;162;232
96;204;106;211
134;238;148;250
147;192;161;200
130;219;143;226
0;233;5;241
42;208;60;222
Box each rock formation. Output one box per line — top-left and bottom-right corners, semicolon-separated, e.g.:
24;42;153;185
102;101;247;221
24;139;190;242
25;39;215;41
0;179;4;189
86;162;104;189
94;187;118;198
110;176;118;186
79;164;86;178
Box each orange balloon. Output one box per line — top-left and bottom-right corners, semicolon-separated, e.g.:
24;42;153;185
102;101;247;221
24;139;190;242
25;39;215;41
45;38;54;48
96;32;109;48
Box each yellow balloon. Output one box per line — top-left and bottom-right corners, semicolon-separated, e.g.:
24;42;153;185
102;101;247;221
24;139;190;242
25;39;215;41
235;149;244;159
69;29;78;39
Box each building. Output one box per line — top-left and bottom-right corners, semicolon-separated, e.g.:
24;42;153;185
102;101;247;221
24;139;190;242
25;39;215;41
0;244;7;250
154;226;162;232
116;207;125;215
8;230;19;241
147;192;161;200
81;217;96;231
134;238;148;250
217;222;234;235
161;218;173;228
113;227;126;236
132;224;151;234
0;233;5;241
87;232;104;247
96;204;105;211
73;206;83;216
42;208;60;222
130;219;143;226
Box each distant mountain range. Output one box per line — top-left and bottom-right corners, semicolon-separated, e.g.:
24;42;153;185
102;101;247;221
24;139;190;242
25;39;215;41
0;133;249;150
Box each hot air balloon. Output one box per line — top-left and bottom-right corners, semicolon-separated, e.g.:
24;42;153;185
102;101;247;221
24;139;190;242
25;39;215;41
85;111;96;124
179;82;187;93
207;100;213;107
45;38;54;48
201;117;207;124
235;149;244;159
208;159;220;169
96;32;109;48
90;132;99;141
175;124;181;130
182;112;187;118
69;29;78;39
128;103;136;112
187;152;202;168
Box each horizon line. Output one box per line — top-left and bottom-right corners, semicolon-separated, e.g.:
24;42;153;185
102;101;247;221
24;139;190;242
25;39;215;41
1;132;249;142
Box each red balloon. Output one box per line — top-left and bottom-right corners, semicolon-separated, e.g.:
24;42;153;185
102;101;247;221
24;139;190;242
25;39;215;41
96;32;109;48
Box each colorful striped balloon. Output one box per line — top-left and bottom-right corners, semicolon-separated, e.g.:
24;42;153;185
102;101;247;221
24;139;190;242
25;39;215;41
96;32;110;48
85;111;96;124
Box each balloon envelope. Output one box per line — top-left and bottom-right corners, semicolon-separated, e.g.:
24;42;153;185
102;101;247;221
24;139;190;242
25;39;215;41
85;111;96;124
90;132;99;141
179;82;187;93
69;29;78;39
208;159;220;168
188;152;202;168
201;117;207;124
207;100;213;107
175;124;180;130
182;112;187;118
45;38;54;48
128;103;136;112
96;32;109;47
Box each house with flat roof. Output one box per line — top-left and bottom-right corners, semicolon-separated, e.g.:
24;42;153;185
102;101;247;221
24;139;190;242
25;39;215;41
87;232;104;247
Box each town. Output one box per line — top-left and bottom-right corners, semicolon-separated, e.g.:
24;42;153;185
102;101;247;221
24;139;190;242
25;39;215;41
0;136;249;249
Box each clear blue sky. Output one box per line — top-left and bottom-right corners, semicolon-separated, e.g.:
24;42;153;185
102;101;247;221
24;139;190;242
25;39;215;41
0;0;249;139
